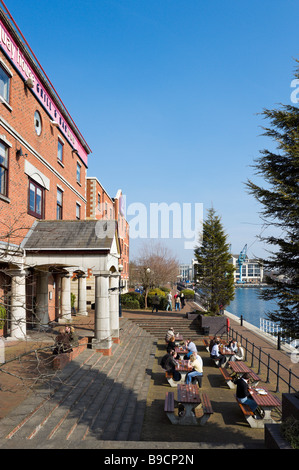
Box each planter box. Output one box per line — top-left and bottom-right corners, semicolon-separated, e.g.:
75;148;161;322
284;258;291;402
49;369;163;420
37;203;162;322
265;424;292;449
198;314;227;336
52;337;88;370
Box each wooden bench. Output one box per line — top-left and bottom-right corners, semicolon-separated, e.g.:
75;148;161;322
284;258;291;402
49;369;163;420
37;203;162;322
235;396;263;428
194;393;214;425
219;367;236;389
52;337;88;370
164;391;178;424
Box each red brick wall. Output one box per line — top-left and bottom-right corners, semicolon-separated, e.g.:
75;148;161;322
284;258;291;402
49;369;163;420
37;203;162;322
0;50;88;245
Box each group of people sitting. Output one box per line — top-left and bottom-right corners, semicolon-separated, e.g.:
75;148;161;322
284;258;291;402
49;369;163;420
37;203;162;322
162;328;260;419
52;325;79;355
209;336;244;367
161;327;203;387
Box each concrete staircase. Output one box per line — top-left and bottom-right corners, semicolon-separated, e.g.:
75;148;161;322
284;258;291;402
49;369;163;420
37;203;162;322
129;316;202;344
0;318;157;446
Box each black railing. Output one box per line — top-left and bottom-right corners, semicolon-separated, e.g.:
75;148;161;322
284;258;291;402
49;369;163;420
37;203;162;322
229;326;299;394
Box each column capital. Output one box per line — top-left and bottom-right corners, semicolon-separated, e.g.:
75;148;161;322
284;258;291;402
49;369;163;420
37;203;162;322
93;270;111;277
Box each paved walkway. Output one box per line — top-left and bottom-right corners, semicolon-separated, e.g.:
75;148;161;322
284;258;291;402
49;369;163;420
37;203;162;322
0;298;298;449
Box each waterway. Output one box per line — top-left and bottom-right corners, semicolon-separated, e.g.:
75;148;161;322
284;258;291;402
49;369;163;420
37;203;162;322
226;286;278;329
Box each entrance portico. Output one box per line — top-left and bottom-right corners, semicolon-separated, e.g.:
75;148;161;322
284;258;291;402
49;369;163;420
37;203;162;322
20;220;121;354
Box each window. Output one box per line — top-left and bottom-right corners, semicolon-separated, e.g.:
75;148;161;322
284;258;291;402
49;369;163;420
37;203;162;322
28;179;44;218
76;162;81;184
0;65;10;103
57;188;63;219
97;193;101;211
0;141;8;197
34;110;42;136
57;140;64;163
76;203;81;220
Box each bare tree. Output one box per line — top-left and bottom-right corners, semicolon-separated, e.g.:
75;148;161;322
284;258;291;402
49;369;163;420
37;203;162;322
132;241;179;307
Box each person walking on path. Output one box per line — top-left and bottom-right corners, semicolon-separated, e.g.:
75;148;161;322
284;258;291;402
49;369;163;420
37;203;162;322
175;295;181;311
166;292;173;311
151;293;160;313
180;291;185;308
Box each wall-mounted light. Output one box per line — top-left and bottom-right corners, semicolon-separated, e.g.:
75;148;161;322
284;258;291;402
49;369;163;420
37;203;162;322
25;77;34;88
50;120;59;127
16;147;27;158
72;149;79;156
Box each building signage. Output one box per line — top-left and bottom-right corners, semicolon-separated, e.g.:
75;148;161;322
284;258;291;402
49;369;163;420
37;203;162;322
0;19;89;166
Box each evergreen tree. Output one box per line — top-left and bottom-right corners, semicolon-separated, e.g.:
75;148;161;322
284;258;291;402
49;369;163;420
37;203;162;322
246;67;299;338
194;208;235;314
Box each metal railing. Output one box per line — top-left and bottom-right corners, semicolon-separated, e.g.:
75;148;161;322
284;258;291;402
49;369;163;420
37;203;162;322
229;326;299;394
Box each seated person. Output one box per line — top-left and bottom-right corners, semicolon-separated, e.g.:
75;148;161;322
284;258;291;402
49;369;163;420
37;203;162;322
210;339;226;367
166;336;176;353
184;338;197;359
65;325;79;348
185;353;203;387
53;327;72;355
228;339;238;352
231;342;244;361
165;327;175;343
160;350;181;381
236;373;258;418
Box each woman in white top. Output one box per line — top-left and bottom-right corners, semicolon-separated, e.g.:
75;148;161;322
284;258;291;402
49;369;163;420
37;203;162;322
231;342;244;361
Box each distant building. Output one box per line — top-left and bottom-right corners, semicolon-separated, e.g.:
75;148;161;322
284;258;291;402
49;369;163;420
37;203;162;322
230;254;264;284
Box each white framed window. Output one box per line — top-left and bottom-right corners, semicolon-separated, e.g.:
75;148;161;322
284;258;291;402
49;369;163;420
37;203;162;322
57;187;63;219
76;161;81;183
57;139;64;163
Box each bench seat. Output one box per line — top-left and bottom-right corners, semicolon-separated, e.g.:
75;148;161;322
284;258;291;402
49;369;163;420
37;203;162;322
219;367;236;389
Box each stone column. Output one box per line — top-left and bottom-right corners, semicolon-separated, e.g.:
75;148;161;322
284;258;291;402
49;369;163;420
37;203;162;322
92;271;112;355
35;270;50;329
10;269;27;339
78;274;87;316
60;272;72;322
110;273;120;344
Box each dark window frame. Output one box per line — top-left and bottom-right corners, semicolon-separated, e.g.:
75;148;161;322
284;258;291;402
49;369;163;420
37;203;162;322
0;141;9;198
28;178;44;219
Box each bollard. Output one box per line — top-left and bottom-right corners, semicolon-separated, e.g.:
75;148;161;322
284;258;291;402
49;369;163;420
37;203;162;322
277;333;281;350
240;315;243;326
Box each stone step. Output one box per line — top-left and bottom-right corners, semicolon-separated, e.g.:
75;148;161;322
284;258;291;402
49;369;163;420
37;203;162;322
1;319;156;443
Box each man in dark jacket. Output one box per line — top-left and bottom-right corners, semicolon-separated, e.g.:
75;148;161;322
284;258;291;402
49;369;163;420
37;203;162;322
160;350;181;381
236;373;258;417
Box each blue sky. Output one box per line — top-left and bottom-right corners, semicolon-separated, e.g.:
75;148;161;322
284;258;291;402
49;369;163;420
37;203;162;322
3;0;299;263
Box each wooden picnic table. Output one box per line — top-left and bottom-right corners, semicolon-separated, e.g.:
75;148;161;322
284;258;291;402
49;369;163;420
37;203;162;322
250;386;281;423
175;346;188;359
176;384;202;425
228;361;261;385
164;385;213;426
166;360;192;387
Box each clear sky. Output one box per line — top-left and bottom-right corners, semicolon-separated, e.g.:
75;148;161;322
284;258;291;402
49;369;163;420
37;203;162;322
2;0;298;263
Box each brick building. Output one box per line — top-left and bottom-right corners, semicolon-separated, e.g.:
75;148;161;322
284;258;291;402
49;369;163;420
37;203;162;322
0;4;125;353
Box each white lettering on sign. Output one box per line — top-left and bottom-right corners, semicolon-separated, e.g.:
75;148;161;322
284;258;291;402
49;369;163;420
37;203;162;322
0;20;88;164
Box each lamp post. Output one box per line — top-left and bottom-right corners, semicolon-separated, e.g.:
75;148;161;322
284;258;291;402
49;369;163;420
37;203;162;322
119;264;123;318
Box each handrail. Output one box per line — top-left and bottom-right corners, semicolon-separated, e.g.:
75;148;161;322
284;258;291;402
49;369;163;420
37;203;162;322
229;326;299;393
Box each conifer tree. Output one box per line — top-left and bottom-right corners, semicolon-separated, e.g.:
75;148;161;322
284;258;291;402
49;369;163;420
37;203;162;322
246;67;299;338
194;208;235;314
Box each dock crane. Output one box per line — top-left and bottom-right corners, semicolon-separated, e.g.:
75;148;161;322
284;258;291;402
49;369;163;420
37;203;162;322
237;244;247;284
